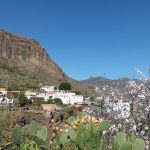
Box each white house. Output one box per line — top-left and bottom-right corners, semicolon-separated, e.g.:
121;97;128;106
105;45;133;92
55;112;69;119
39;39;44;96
36;93;49;100
0;88;7;95
69;95;84;105
40;86;55;92
0;96;13;104
55;92;84;105
25;90;37;100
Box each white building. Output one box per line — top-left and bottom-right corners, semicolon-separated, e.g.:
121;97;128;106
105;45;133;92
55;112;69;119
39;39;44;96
46;91;84;105
54;92;84;105
40;86;55;92
25;90;37;100
0;88;7;95
25;87;84;105
0;96;13;104
36;93;49;100
69;95;84;105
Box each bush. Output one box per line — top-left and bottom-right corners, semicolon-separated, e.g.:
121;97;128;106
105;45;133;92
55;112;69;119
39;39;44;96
18;94;29;107
63;107;76;118
59;82;71;91
47;98;63;105
54;98;63;105
32;99;43;106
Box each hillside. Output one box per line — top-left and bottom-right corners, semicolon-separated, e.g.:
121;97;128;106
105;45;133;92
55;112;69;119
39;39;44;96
80;77;142;97
80;77;142;87
0;29;68;90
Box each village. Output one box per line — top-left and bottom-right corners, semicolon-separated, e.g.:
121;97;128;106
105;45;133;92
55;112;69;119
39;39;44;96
0;84;84;105
25;85;84;105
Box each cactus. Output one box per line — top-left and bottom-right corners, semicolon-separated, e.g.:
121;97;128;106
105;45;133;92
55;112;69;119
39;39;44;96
67;116;76;126
67;127;75;141
29;121;39;135
78;112;84;119
11;124;22;145
27;121;47;142
113;132;145;150
98;120;109;132
132;138;145;150
119;142;132;150
33;126;48;148
57;131;69;145
86;123;97;135
115;132;126;148
36;126;47;142
57;127;75;145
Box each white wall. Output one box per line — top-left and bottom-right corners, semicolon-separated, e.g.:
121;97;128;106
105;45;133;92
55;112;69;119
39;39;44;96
0;96;13;104
41;86;55;92
56;93;84;105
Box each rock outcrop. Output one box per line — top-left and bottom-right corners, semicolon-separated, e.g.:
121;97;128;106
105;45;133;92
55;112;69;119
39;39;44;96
0;29;67;89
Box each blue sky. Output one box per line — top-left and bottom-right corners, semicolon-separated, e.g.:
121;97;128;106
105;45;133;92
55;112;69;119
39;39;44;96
0;0;150;80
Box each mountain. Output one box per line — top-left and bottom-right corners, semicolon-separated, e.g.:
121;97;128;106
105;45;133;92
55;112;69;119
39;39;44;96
80;77;142;86
80;77;142;95
0;29;68;90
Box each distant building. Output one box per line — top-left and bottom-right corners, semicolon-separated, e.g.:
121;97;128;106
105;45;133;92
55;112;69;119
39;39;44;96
55;92;84;105
0;88;7;95
40;86;56;92
0;95;13;104
25;86;84;105
25;90;37;99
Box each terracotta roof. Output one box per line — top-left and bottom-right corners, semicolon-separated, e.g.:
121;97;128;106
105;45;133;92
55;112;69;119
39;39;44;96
47;92;55;94
0;88;6;91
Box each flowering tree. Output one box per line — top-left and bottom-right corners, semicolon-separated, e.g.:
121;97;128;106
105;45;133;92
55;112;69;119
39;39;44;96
126;81;144;117
134;67;150;117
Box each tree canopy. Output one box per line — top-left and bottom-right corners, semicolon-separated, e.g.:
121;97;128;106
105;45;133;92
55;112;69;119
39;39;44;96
59;82;71;91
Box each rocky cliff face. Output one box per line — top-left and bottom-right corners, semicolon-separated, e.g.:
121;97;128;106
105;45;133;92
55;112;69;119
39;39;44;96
0;29;67;89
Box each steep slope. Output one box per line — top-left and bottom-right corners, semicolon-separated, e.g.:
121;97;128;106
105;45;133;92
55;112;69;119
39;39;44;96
0;29;67;90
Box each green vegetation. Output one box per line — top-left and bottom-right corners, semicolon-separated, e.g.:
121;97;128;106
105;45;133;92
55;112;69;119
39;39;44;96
0;113;145;150
18;93;31;107
59;82;72;91
113;132;145;150
9;121;48;149
47;97;63;105
90;96;95;101
56;116;109;149
32;99;43;106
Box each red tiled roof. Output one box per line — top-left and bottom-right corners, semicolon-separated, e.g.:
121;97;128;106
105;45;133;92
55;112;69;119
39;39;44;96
0;88;6;91
47;92;55;94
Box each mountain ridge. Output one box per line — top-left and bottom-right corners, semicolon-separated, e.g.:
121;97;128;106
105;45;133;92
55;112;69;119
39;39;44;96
0;29;68;89
79;76;142;89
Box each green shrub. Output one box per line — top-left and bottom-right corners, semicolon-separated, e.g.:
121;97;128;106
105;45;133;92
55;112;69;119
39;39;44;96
32;99;43;106
59;82;71;91
18;94;28;107
47;98;63;105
